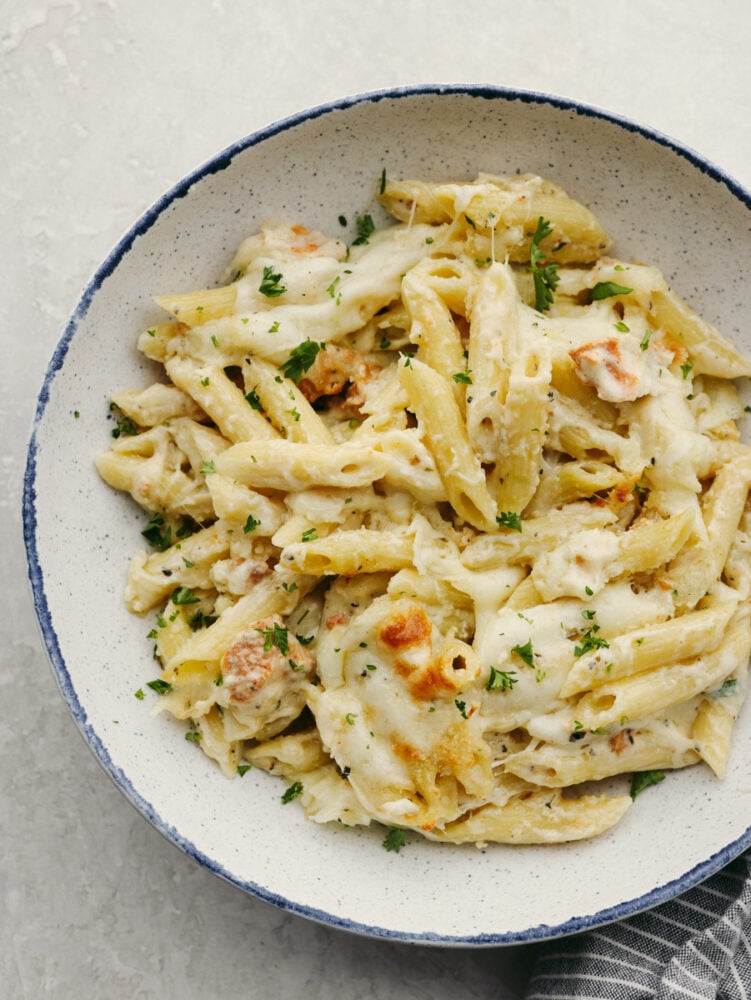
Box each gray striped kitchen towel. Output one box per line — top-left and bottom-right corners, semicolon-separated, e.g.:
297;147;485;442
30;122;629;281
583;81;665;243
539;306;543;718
525;851;751;999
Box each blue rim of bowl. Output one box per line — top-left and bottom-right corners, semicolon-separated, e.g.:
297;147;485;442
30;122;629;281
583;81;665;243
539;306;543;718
22;83;751;946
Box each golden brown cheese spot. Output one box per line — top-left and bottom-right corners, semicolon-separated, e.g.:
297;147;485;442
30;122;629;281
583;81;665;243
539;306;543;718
395;661;458;700
392;739;424;763
379;605;432;650
378;604;476;701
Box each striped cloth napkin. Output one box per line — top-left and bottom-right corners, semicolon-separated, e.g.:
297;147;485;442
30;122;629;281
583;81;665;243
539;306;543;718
525;851;751;999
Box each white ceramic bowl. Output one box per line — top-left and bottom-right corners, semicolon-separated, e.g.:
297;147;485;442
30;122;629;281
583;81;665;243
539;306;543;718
24;85;751;945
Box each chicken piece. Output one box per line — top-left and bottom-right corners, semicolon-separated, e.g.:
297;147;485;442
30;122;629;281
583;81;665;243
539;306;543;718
298;343;379;407
220;615;315;739
211;556;270;596
569;335;675;403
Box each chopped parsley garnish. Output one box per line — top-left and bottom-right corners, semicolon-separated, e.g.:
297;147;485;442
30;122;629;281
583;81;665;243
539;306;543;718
281;781;303;804
109;403;138;438
511;640;535;668
301;527;318;542
614;321;630;333
527;217;560;313
574;619;609;657
185;730;202;744
187;609;217;632
146;680;172;694
256;622;290;655
199;460;216;475
590;280;633;301
237;764;252;776
345;712;358;725
243;514;261;534
258;265;286;298
639;329;653;351
714;678;738;699
279;339;324;383
382;826;406;852
680;359;695;380
327;275;342;302
452;368;473;384
454;699;469;719
486;666;518;692
352;214;376;246
496;511;522;532
245;387;263;410
630;769;665;800
142;512;173;551
171;586;200;605
134;688;145;700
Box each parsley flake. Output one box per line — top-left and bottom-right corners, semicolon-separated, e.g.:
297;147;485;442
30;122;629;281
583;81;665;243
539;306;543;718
382;826;406;852
259;265;286;298
281;781;303;804
142;512;173;551
352;214;375;246
486;667;518;692
714;678;738;699
590;280;633;301
527;217;560;312
171;586;200;605
255;622;290;655
146;679;172;694
245;387;263;410
279;339;324;383
630;770;665;800
512;640;535;668
496;511;522;532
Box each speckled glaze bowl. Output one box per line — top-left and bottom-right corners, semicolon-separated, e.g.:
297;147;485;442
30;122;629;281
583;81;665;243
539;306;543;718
23;85;751;945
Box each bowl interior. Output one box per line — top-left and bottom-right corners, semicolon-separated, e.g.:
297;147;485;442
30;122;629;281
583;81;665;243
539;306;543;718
25;86;751;944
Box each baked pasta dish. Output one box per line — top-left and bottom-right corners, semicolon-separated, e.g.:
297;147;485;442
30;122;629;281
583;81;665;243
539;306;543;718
96;173;751;846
